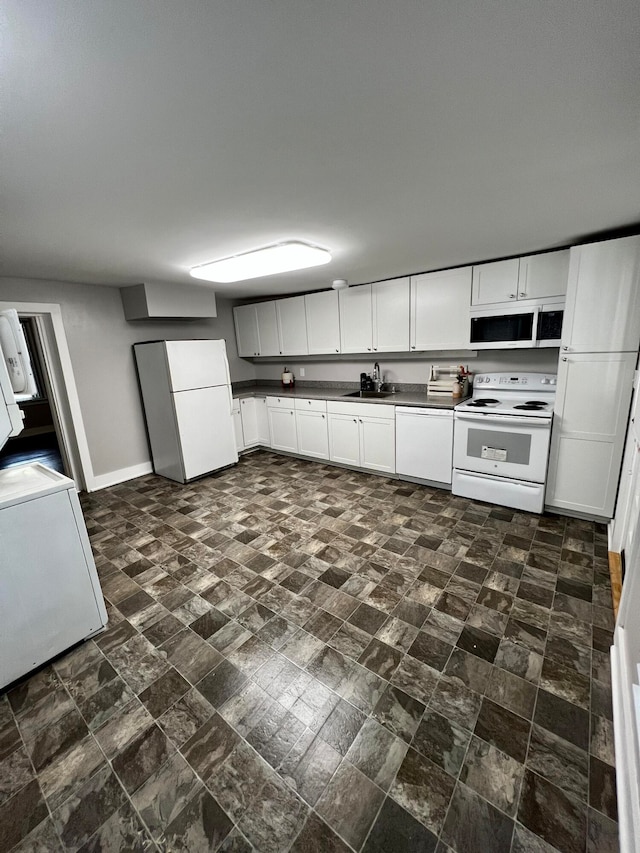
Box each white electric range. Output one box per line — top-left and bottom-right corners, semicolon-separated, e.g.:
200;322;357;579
452;372;557;513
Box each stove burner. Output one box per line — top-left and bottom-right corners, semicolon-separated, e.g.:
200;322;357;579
468;398;499;407
514;401;547;410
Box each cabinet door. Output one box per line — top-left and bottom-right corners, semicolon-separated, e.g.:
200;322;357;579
358;415;396;473
296;410;329;459
240;397;259;446
411;267;472;350
255;301;280;356
518;250;569;300
562;236;640;353
372;278;410;352
305;290;341;354
339;285;373;353
232;406;244;452
276;296;309;355
471;259;520;305
328;413;361;466
546;352;636;517
268;407;298;452
233;305;259;357
255;397;270;445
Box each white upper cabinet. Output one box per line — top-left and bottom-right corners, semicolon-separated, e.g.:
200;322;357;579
233;302;279;356
339;278;409;353
472;252;569;306
233;304;260;357
471;259;520;305
339;285;373;353
305;290;341;354
372;278;410;352
276;296;308;355
518;250;569;300
255;301;279;356
561;236;640;353
411;267;472;351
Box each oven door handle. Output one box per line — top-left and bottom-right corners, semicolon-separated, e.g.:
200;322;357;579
455;412;552;427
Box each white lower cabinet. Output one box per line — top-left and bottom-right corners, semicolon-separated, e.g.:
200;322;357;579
327;402;396;473
240;396;269;448
295;399;329;459
546;352;637;518
267;397;298;452
231;401;244;452
328;413;361;466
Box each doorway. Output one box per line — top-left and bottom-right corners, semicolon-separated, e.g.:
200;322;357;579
0;301;93;490
0;317;66;474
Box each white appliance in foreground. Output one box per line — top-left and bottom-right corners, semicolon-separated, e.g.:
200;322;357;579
0;309;107;689
452;373;557;513
134;339;238;483
0;464;108;689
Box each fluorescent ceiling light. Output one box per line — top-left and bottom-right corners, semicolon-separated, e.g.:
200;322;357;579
190;241;331;283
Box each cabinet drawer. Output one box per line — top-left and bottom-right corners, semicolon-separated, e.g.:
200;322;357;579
327;400;395;420
294;398;327;413
266;395;295;409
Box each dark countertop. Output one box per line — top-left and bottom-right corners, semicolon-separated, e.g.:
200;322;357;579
232;384;467;410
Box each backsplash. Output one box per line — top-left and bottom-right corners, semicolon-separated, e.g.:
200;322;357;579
252;348;560;385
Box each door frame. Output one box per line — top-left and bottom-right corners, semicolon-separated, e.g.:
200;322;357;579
0;301;94;490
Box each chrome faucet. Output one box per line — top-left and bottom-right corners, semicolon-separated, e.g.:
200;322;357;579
373;362;382;392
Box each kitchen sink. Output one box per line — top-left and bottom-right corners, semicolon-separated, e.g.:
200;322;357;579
342;390;394;398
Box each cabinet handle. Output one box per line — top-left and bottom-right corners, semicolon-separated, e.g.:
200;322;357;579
353;418;357;423
562;357;568;362
562;346;569;351
359;419;362;423
291;411;293;415
519;292;527;298
411;346;416;350
509;294;516;299
308;401;311;404
335;349;339;352
367;347;371;351
322;414;325;419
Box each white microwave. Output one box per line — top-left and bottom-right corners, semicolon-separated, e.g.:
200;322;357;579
470;299;564;349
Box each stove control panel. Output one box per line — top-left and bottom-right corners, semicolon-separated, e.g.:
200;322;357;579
474;373;557;390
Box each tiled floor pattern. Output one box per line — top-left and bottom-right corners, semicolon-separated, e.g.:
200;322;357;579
0;451;619;853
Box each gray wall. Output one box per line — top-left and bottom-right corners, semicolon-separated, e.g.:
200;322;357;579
0;277;256;478
253;348;560;385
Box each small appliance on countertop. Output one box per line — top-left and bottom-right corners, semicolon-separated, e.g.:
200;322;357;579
452;372;557;513
281;367;295;388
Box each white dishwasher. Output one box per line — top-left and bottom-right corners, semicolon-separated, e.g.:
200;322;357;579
395;407;454;485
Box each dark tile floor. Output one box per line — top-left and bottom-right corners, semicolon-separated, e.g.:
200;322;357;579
0;451;619;853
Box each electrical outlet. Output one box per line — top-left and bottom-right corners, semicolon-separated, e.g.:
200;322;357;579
299;368;305;377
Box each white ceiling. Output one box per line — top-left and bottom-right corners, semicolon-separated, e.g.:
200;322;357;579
2;1;639;297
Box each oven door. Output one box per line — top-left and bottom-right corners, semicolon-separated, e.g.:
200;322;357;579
453;412;551;483
470;306;538;349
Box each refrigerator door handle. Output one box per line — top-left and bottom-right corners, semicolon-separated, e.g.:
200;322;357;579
221;347;233;414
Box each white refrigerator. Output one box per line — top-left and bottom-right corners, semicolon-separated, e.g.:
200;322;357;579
134;339;238;483
0;309;108;689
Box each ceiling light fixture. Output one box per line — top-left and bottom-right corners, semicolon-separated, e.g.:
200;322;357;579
189;241;331;283
332;279;348;290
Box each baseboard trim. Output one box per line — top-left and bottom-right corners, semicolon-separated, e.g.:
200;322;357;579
609;551;623;619
88;462;154;492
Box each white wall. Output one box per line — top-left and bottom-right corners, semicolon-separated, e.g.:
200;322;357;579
253;348;560;385
0;277;256;478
